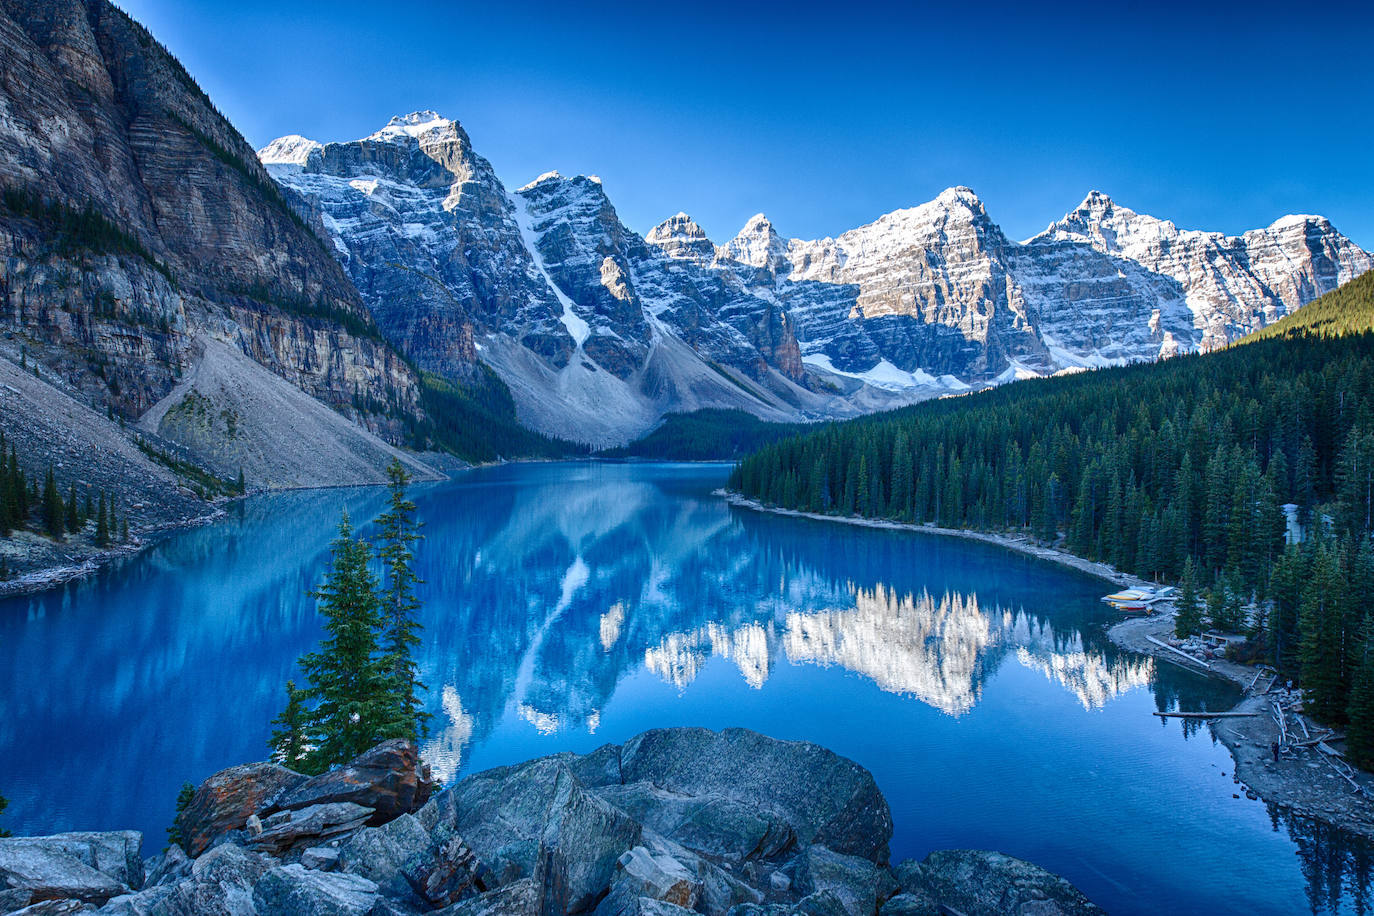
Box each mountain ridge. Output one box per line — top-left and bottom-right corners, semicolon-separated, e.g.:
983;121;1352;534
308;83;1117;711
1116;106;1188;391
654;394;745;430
261;110;1370;445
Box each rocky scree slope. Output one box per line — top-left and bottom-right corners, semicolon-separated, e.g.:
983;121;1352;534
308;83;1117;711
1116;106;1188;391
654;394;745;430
0;0;429;489
0;730;1104;916
263;113;1370;446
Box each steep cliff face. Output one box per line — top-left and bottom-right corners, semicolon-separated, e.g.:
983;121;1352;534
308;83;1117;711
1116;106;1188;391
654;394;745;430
1034;192;1373;349
0;0;421;464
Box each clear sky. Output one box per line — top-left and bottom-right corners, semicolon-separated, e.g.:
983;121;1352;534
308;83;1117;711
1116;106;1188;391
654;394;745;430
116;0;1373;249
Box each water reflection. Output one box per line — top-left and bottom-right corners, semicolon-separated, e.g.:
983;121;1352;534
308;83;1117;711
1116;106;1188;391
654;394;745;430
1;462;1370;915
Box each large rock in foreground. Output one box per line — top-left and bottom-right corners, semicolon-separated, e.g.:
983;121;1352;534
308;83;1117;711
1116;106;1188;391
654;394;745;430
3;730;1104;915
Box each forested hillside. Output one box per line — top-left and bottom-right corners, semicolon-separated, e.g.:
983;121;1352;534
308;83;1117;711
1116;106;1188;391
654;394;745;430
730;277;1374;756
600;409;810;460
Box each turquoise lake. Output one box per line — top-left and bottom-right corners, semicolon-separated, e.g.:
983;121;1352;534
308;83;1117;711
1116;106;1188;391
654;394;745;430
1;461;1369;914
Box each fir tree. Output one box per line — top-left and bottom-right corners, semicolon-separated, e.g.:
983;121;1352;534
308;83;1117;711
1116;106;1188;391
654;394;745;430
269;680;310;770
294;513;389;773
0;793;9;838
1300;546;1348;723
375;460;428;741
236;467;246;496
1175;557;1204;637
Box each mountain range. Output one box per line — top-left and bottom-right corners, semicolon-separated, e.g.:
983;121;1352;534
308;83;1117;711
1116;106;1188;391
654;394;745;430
0;0;1369;505
261;111;1371;445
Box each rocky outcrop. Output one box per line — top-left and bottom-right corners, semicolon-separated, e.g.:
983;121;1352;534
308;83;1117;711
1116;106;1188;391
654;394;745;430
0;730;1103;915
0;0;423;483
270;740;436;824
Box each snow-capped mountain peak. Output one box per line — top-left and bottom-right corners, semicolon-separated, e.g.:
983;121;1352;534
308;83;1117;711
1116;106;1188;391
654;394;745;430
645;213;715;263
257;134;321;167
519;170;564;192
367;111;454;143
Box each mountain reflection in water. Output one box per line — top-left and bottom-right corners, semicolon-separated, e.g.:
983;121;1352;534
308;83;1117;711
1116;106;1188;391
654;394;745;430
2;462;1371;916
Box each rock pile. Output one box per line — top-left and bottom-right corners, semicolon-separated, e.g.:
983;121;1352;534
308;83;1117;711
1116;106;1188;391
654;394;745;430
0;729;1103;915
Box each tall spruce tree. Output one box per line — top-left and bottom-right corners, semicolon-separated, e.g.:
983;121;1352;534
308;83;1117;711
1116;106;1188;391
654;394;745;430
269;680;310;770
1300;545;1348;723
94;493;110;547
1175;556;1204;637
65;484;79;534
375;459;428;741
0;793;9;838
1347;615;1374;770
41;467;62;539
293;513;389;773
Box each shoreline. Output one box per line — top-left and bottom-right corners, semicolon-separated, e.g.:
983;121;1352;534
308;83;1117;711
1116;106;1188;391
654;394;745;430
722;490;1374;841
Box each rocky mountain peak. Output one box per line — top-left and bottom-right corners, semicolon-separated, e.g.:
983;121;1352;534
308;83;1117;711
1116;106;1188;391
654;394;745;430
368;110;454;143
257;135;321;167
645;212;715;263
722;213;791;272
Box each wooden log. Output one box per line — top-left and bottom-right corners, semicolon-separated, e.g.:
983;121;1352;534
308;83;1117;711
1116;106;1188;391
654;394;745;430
1146;635;1211;669
1153;711;1260;719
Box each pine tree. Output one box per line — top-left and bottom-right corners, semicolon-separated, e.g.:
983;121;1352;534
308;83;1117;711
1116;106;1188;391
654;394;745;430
375;460;428;741
94;493;110;547
294;513;389;773
0;793;9;838
82;490;93;524
1175;557;1204;637
1300;546;1348;723
65;484;79;534
1347;615;1374;770
41;467;63;540
236;468;246;496
166;782;195;852
269;680;310;770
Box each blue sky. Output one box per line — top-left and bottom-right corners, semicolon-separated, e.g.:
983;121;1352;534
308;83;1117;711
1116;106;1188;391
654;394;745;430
118;0;1373;248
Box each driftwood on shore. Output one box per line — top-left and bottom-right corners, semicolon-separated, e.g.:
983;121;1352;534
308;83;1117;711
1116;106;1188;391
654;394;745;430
1153;711;1259;719
1145;634;1212;669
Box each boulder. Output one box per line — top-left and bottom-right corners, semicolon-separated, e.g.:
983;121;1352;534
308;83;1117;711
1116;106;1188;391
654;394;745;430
430;877;538;916
8;901;93;915
247;803;374;857
0;836;134;904
0;888;34;912
795;844;895;915
896;850;1105;916
878;892;938;916
336;814;432;902
251;864;379;916
593;783;793;863
141;846;190;889
404;837;488;908
608;846;700;909
536;770;645;913
619;728;892;863
299;847;339;871
273;741;434;825
176;762;306;856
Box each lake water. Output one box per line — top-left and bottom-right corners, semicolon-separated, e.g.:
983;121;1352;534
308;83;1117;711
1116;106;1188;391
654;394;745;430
1;461;1369;914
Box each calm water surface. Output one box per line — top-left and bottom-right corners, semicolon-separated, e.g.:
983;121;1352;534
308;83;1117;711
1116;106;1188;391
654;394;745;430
1;462;1370;914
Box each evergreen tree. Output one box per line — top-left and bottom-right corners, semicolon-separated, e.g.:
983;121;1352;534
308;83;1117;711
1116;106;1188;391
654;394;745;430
375;460;428;741
82;490;93;524
269;680;310;770
166;782;195;852
1175;556;1204;637
293;513;389;773
41;467;63;539
65;484;79;534
236;468;246;496
0;793;9;838
1300;546;1348;723
1347;615;1374;770
95;493;110;547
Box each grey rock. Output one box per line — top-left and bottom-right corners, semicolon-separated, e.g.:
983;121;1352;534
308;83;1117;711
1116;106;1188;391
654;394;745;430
335;814;431;901
176;763;305;858
619;728;892;863
246;803;374;857
430;877;538;916
593;782;794;863
877;892;937;916
606;846;700;910
795;844;893;915
8;901;94;915
0;888;34;912
298;847;338;871
896;850;1105;916
403;836;488;908
251;864;378;916
0;835;134;904
141;846;190;889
